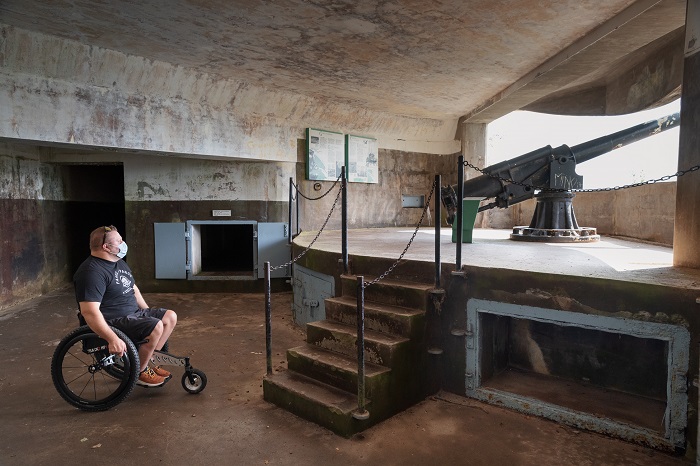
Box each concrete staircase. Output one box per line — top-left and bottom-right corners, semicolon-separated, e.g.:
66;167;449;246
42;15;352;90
263;273;433;436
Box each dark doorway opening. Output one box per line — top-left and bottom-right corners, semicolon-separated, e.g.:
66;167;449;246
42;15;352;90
194;223;255;277
479;313;668;432
65;165;125;274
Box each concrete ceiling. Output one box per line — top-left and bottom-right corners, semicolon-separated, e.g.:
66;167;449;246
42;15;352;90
0;0;687;124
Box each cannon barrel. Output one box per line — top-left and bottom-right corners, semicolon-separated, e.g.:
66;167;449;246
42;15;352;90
572;112;679;164
444;112;680;219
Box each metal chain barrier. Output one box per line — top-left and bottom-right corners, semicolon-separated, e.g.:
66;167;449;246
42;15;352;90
292;173;343;200
363;178;437;288
463;159;700;193
270;177;345;271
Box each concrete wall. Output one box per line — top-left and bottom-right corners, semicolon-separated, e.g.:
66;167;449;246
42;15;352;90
294;144;459;232
0;140;461;307
0;143;71;311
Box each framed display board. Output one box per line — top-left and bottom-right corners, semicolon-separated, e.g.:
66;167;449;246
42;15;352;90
345;134;378;183
306;128;345;181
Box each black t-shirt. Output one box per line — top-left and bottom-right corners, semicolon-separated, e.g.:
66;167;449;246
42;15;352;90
73;256;140;320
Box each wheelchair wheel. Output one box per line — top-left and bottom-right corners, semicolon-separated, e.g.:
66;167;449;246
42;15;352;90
182;369;207;394
51;325;140;411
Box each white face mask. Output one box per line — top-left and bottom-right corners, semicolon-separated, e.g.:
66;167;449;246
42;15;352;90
114;242;128;259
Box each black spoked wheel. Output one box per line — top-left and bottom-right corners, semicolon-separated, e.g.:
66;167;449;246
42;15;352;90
182;369;207;394
51;325;140;411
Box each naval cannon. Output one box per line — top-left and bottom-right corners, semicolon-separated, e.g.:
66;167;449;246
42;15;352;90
442;112;680;242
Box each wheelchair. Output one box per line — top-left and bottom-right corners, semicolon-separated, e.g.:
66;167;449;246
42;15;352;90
51;324;207;411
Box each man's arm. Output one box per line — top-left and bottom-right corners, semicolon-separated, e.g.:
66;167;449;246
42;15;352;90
79;301;127;356
133;285;149;310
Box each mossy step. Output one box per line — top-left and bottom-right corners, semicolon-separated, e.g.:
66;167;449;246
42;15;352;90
287;344;391;395
262;370;372;437
325;295;425;339
340;274;434;311
306;319;410;366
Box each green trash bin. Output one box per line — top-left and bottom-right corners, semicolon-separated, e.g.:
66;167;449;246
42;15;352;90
451;198;481;243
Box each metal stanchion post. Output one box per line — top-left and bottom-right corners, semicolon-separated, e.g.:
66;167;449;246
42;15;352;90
435;175;441;288
353;275;369;420
288;177;293;244
341;167;348;273
456;155;464;270
265;261;272;375
295;183;300;237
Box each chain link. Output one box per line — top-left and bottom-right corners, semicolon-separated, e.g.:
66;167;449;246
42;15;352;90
363;178;437;288
270;178;344;271
463;159;700;193
293;173;343;200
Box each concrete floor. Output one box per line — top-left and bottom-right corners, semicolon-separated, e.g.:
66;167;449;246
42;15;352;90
0;285;693;465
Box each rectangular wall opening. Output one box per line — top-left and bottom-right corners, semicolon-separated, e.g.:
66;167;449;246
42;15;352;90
479;314;667;432
466;299;689;450
190;221;255;279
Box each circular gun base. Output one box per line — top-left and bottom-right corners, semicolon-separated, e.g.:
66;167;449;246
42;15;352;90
510;226;600;243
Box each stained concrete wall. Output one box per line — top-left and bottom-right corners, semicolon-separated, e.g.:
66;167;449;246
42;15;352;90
294;144;459;232
0;143;71;311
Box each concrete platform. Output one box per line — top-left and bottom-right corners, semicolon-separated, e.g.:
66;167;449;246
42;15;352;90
0;287;692;465
294;227;700;289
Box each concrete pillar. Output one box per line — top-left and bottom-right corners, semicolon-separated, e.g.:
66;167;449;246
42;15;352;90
461;123;488;227
461;123;487;178
673;0;700;268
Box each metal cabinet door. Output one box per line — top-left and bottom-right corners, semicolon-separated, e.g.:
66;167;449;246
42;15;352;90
154;222;187;279
257;222;290;278
292;264;334;325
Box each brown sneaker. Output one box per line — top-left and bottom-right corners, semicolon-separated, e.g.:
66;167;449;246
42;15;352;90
136;367;168;387
152;366;171;378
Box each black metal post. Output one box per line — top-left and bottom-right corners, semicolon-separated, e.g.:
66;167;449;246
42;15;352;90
288;177;293;244
456;156;464;270
353;275;369;420
296;183;300;237
341;166;348;273
435;175;441;288
264;261;272;375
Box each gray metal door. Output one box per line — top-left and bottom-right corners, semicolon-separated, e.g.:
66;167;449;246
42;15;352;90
257;222;290;278
154;222;187;279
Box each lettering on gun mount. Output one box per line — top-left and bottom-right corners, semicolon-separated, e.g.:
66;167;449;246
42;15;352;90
553;173;583;190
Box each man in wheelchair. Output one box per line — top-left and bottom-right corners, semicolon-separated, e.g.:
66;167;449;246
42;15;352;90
73;225;178;388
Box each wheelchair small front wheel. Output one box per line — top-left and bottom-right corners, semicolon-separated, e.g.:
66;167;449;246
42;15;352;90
182;369;207;394
51;325;140;411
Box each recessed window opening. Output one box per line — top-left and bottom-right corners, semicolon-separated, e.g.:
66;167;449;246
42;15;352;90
191;223;255;278
479;313;668;432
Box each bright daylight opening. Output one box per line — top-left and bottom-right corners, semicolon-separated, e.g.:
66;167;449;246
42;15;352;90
487;100;681;189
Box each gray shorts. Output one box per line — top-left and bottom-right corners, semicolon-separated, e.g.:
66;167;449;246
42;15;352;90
108;308;168;344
